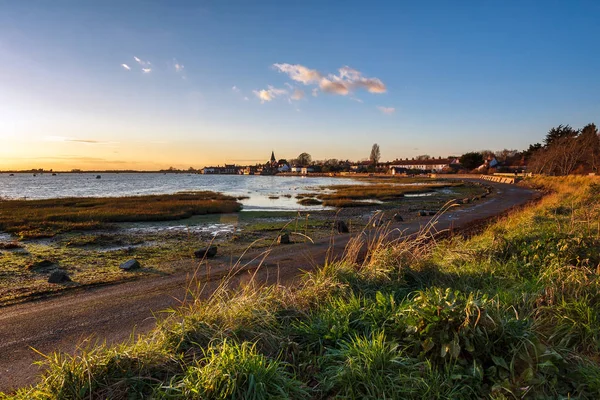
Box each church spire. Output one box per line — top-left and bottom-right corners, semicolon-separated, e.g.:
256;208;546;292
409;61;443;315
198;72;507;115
270;150;276;164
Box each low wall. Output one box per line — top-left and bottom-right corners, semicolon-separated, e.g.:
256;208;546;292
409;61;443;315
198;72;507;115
479;174;517;184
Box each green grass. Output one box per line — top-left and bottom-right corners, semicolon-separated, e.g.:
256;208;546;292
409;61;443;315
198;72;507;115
0;192;241;239
5;176;600;399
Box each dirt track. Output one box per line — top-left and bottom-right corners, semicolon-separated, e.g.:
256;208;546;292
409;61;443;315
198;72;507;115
0;180;537;393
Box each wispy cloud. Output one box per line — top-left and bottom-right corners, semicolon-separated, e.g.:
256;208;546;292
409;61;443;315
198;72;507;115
377;106;395;114
174;63;184;72
291;89;305;100
232;85;240;92
121;64;131;71
272;63;387;96
44;136;117;145
142;68;152;73
273;63;322;85
133;56;151;67
252;86;288;103
312;88;319;97
66;139;103;144
350;97;364;103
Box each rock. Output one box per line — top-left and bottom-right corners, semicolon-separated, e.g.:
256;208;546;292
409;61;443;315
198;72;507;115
418;210;428;216
481;193;488;198
194;246;218;259
277;233;290;244
462;198;470;204
48;270;71;284
334;220;349;233
27;259;55;270
393;213;404;222
120;259;140;271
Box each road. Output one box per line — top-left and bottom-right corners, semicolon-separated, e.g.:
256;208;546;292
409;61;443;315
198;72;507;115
0;180;536;393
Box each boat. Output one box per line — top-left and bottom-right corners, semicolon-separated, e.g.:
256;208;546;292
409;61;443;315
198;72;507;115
96;175;101;179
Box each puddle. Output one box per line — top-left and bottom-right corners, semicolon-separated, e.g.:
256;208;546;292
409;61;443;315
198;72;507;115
124;223;238;236
0;233;13;242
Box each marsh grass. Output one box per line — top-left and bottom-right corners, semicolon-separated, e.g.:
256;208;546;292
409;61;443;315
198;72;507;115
6;176;600;399
0;192;241;239
318;182;464;202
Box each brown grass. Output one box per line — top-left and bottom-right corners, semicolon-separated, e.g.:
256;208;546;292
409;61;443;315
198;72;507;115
297;198;323;206
318;182;462;203
0;192;241;239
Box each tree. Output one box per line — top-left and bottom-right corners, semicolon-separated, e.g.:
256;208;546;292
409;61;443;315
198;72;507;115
459;152;484;170
479;150;496;160
495;149;519;163
579;123;600;172
523;143;542;161
416;154;431;160
369;143;381;165
296;152;312;166
544;124;579;147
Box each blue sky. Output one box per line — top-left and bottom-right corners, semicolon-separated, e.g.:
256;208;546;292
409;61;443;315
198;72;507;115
1;0;599;170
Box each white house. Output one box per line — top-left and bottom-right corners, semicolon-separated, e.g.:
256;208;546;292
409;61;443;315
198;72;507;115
388;157;459;173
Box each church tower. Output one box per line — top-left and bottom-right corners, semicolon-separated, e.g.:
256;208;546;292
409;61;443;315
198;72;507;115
270;150;276;166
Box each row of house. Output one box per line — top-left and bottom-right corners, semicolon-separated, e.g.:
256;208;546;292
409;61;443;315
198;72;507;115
202;151;315;175
388;157;461;174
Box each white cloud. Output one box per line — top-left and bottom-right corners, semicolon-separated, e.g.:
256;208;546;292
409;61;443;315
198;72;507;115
232;85;240;92
252;85;288;103
133;56;151;67
320;78;349;95
142;68;152;73
174;63;184;72
312;88;319;97
291;89;305;100
121;64;131;70
244;96;249;101
273;63;322;84
350;97;364;103
272;63;387;96
377;106;395;114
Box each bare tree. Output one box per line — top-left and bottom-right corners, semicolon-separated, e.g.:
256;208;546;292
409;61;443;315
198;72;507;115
369;143;381;165
579;123;600;172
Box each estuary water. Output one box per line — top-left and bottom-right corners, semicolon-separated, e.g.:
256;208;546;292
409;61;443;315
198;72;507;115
0;173;364;211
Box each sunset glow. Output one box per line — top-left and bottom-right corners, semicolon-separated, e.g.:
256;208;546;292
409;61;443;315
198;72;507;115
1;2;599;170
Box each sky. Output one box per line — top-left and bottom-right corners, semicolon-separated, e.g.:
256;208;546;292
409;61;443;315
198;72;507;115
1;0;599;170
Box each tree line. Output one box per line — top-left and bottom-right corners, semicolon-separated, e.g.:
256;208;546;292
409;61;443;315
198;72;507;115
527;123;600;175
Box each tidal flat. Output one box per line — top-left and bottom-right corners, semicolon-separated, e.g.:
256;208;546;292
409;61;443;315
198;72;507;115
0;178;488;305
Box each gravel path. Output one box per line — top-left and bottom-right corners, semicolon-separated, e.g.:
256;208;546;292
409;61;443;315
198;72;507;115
0;180;537;393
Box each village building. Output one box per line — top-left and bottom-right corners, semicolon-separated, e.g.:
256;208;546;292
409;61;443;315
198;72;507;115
202;164;240;174
388;157;460;174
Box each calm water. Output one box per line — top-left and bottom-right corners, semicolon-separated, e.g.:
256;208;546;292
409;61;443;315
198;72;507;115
0;173;365;211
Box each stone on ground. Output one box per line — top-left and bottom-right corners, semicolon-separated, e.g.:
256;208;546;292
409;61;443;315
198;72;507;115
48;270;71;284
194;245;218;259
120;259;141;271
334;220;349;233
